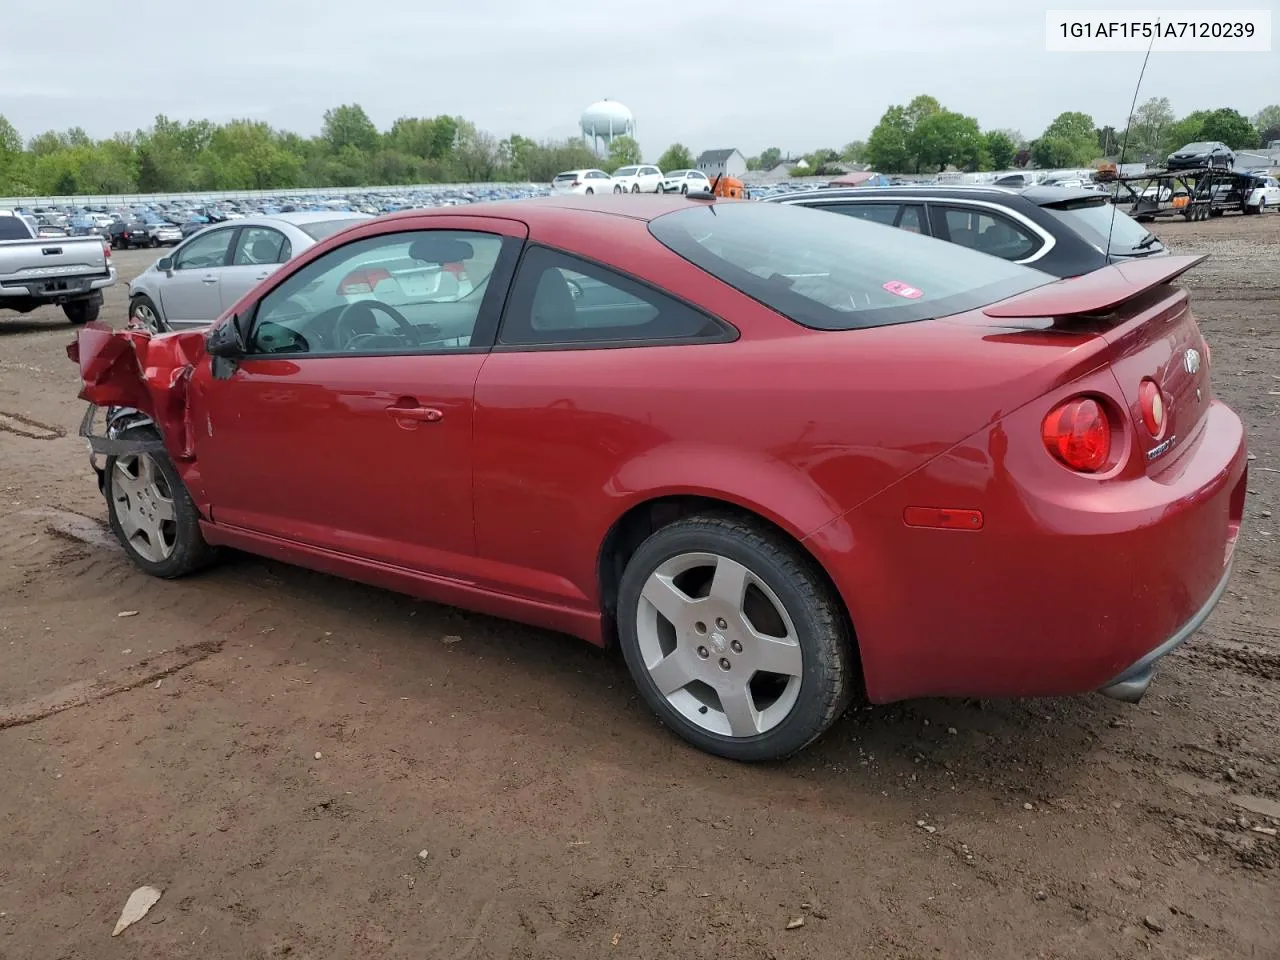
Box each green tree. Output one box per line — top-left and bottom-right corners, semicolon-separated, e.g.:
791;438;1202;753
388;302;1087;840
840;141;867;164
758;146;782;170
604;135;642;172
1253;104;1280;133
0;114;20;155
1032;111;1099;167
1198;108;1259;149
322;104;379;154
984;130;1016;169
866;105;913;172
656;143;693;171
1122;96;1173;157
910;111;985;171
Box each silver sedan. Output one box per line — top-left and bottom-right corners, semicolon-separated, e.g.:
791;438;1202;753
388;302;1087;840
127;211;372;332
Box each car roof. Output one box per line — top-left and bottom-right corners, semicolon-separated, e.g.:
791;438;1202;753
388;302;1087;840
768;184;1104;207
376;193;715;225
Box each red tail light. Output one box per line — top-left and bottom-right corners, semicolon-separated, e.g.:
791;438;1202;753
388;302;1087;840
337;267;391;296
1138;379;1165;437
103;241;111;259
572;180;581;187
1042;397;1111;472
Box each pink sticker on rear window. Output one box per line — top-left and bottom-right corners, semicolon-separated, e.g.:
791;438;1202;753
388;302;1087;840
883;280;923;299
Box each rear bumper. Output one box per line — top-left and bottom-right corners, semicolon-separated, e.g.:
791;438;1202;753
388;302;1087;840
1097;557;1233;702
813;399;1247;703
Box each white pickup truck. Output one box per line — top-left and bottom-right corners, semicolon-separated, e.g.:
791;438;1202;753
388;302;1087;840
1;209;116;324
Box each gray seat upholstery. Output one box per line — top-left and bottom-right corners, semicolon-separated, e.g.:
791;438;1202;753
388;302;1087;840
530;269;578;330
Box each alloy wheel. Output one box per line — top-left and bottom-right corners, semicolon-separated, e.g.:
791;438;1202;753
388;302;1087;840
111;454;178;563
635;551;803;738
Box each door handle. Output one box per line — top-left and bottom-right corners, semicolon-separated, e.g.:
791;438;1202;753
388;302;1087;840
201;274;217;284
254;272;270;281
386;403;443;423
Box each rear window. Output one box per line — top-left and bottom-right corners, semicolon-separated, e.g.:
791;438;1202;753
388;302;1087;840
1041;197;1161;256
299;218;364;241
0;216;32;240
553;172;579;182
648;201;1052;331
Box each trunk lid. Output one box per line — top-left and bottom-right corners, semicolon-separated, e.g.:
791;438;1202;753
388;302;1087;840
954;255;1213;470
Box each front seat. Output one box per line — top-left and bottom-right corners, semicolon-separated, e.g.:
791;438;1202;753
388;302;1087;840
249;235;281;264
530;269;578;331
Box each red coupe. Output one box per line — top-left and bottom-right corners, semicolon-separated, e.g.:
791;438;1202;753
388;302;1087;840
70;195;1247;761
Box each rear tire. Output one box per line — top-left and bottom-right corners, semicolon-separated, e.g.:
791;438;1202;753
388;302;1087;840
616;515;856;761
63;300;99;325
105;424;218;579
631;184;640;193
585;187;594;195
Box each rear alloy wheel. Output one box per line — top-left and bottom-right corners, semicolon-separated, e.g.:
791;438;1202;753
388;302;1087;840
617;516;855;761
585;187;594;195
631;183;640;193
129;295;165;333
105;424;218;579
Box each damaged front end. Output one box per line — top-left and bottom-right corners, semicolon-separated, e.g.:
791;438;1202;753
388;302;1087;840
67;323;207;495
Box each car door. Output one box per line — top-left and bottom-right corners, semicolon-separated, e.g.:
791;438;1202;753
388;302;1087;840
190;217;527;574
159;226;237;327
219;225;293;308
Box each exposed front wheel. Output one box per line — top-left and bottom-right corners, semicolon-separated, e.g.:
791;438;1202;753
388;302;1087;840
614;184;623;194
616;515;856;761
680;184;689;194
129;294;165;333
63;299;100;325
105;425;218;579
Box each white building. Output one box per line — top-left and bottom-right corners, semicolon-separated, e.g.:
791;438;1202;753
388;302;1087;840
696;149;747;179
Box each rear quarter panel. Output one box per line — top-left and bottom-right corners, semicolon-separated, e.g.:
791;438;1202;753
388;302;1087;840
471;214;1115;618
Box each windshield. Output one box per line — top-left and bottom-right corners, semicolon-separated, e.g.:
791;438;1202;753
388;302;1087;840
1180;142;1213;152
1042;197;1162;256
648;201;1053;331
299;217;367;241
614;166;638;177
666;170;688;177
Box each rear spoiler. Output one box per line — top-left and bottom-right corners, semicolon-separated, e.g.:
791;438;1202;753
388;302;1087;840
983;254;1208;319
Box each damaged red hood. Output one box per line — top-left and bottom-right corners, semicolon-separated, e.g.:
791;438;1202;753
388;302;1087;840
67;324;207;458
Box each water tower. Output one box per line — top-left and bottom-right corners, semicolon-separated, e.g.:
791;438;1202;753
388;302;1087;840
580;100;635;157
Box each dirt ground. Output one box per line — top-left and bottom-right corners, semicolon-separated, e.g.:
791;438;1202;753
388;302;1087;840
1;211;1278;960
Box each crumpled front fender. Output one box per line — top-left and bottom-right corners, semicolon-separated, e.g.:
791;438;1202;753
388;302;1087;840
66;323;206;461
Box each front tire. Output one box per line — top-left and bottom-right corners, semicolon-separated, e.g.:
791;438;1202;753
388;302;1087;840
105;425;218;579
614;184;623;194
129;294;165;333
63;300;99;325
680;184;689;194
616;515;856;761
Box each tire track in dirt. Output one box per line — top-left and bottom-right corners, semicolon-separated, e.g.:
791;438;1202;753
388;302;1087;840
0;410;64;440
0;638;224;730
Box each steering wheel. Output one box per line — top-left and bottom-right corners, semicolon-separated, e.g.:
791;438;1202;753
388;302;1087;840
333;300;418;350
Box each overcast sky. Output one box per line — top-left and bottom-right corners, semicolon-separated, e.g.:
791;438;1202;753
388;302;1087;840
1;0;1275;156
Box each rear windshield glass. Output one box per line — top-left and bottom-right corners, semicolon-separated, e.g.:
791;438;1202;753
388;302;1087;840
1042;197;1161;256
648;201;1053;330
299;218;364;241
553;173;579;182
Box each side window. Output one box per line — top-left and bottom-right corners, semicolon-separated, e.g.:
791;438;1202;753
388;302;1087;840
232;227;290;266
822;202;899;225
498;246;727;347
246;229;507;357
897;204;926;234
174;228;234;270
934;206;1039;261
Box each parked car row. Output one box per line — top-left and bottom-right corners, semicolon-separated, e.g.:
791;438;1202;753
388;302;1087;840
550;167;716;196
